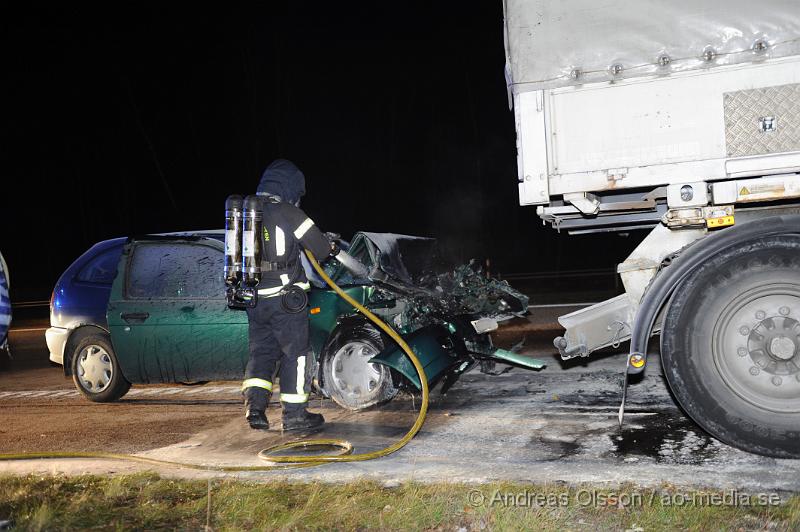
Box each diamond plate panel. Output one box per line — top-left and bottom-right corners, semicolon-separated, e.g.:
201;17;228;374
724;83;800;158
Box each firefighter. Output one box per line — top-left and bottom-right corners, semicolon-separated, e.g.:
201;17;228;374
242;159;334;431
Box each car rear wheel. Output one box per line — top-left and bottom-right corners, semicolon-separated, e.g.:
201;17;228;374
322;322;398;410
71;334;130;402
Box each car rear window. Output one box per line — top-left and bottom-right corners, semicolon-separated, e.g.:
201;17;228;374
126;242;224;299
76;247;122;284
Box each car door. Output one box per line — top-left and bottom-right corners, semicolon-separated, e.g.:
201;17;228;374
107;237;248;383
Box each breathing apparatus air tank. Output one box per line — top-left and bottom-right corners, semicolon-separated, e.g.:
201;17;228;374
223;195;243;288
241;194;263;288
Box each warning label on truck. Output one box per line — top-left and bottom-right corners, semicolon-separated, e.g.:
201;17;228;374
735;178;796;202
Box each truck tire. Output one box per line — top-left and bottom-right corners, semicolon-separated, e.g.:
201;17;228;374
322;321;398;410
661;234;800;458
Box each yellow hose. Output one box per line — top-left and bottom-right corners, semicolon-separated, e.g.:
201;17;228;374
0;250;429;471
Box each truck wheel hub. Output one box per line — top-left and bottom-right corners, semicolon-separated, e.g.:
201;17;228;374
714;285;800;413
747;316;799;372
768;334;797;361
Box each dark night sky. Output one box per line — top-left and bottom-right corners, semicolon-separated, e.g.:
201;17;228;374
3;3;642;301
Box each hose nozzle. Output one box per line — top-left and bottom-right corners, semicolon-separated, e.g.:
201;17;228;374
332;248;370;279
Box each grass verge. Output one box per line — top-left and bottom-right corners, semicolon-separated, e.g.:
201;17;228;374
1;473;798;530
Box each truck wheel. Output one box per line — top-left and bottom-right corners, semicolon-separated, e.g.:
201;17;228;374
322;322;397;410
661;235;800;458
71;333;131;403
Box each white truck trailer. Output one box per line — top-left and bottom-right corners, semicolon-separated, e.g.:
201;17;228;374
504;0;800;457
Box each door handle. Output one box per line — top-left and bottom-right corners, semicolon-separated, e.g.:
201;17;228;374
181;305;195;313
121;312;150;323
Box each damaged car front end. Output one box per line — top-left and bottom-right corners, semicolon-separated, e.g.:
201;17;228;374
311;232;544;410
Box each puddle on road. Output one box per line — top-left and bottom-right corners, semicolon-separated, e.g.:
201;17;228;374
611;413;721;464
526;436;581;461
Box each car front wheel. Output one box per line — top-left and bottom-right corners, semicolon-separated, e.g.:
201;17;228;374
71;333;130;402
322;322;398;410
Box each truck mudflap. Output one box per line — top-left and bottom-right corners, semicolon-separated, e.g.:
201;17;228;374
371;323;546;390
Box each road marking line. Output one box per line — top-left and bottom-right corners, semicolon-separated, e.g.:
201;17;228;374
184;387;212;395
0;386;245;401
49;390;77;397
200;387;229;394
139;389;166;396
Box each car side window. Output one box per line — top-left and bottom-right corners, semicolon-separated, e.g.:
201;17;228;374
76;247;122;284
126;242;225;299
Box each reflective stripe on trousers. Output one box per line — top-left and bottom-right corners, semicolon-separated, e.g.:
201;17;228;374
280;393;309;403
242;378;273;391
279;355;308;403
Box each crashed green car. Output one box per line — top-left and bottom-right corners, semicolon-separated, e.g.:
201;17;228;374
100;231;542;409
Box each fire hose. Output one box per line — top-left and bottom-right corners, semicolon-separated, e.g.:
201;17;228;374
0;249;429;471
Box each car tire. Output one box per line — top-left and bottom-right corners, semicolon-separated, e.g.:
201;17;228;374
661;235;800;458
71;333;131;403
322;321;398;410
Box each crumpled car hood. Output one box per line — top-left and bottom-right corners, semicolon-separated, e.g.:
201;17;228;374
355;232;436;285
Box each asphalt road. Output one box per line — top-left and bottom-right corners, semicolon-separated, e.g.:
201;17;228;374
2;317;799;492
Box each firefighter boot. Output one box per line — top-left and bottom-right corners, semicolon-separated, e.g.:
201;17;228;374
243;387;270;430
281;402;325;431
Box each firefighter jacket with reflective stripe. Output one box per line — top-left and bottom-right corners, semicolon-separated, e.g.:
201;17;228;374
258;197;331;290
